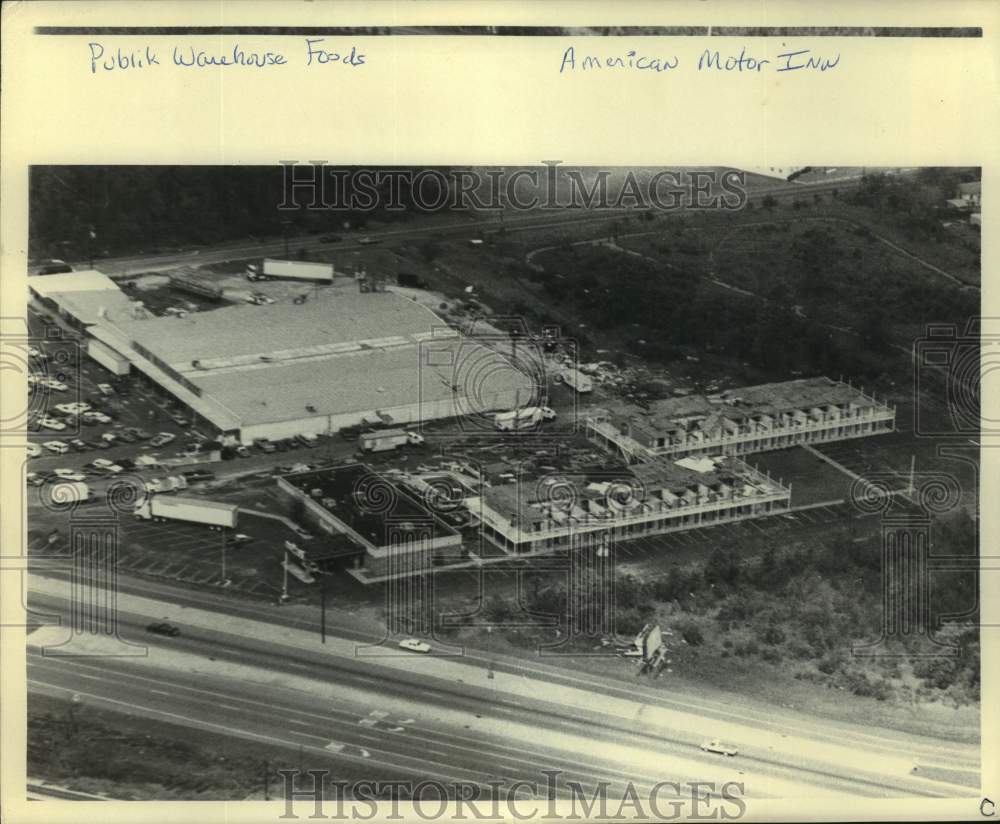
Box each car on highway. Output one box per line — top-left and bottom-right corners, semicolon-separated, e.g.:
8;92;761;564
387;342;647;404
398;638;432;654
358;236;380;245
53;469;87;482
146;622;181;637
39;417;67;431
700;740;739;757
27;444;41;458
149;432;176;448
43;440;70;454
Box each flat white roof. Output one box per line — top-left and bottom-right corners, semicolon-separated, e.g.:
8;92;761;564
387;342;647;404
28;270;119;296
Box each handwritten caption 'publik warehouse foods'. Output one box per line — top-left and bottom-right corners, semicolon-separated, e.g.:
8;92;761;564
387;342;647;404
88;39;365;72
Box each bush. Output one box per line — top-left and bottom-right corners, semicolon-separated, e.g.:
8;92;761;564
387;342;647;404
678;622;705;647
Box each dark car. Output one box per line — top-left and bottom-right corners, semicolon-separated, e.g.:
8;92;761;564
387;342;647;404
284;438;301;450
272;438;289;452
254;438;277;453
181;470;215;481
146;622;180;637
68;439;89;452
320;234;342;243
117;430;138;443
339;426;361;442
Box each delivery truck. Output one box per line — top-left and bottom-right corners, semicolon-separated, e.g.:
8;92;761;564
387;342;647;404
134;495;238;529
494;406;556;431
358;428;425;453
50;481;90;504
558;367;594;393
246;259;335;283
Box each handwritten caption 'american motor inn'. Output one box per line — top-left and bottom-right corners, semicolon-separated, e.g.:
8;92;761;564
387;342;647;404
87;40;839;75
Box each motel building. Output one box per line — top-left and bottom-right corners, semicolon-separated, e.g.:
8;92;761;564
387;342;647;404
587;377;896;464
475;457;791;556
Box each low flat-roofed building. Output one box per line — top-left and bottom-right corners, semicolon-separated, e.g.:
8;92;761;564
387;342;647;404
277;463;463;578
477;457;789;556
90;286;536;442
588;376;895;461
28;269;140;329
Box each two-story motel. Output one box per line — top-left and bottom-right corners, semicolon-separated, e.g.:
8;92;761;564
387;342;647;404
477;457;791;556
586;377;895;464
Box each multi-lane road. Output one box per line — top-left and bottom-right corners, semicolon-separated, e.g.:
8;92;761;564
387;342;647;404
26;572;979;802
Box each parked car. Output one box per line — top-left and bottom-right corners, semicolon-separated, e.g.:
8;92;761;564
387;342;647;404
43;440;70;454
54;402;91;416
181;470;215;482
40;379;68;392
149;432;176;448
26;472;48;486
90;458;123;473
170;413;190;426
254;438;276;453
26;444;41;458
398;638;432;653
146;622;180;637
83;411;112;424
700;740;739;757
53;469;87;482
131;428;153;440
39;417;67;431
296;433;319;448
67;438;89;452
235;445;252;458
226;533;254;547
96;383;115;396
116;430;138;444
100;432;119;444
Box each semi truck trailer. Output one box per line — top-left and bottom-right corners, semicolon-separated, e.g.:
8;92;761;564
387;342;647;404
134;495;238;529
494;406;556;431
358;428;425;453
246;259;335;283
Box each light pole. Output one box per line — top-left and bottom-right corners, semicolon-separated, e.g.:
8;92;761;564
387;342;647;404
280;549;290;603
220;529;231;587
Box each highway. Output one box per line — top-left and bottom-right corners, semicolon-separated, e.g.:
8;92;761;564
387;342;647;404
62;176;865;278
26;573;979;801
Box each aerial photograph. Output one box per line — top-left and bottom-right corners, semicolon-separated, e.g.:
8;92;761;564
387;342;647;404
21;164;980;808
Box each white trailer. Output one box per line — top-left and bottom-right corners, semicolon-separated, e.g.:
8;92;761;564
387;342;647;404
51;481;90;504
558;367;594;393
134;496;237;529
494;406;556;431
359;428;425;453
246;259;335;283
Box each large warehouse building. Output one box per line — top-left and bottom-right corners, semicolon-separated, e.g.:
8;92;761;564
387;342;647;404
30;272;536;443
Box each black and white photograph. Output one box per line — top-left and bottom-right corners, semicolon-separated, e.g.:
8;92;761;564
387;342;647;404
17;163;982;807
2;4;997;822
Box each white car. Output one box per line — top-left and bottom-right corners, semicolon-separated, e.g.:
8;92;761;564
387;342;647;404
55;402;91;415
540;406;557;421
39;418;67;431
43;441;70;454
96;383;115;396
144;478;166;493
83;411;112;424
26;444;41;458
700;740;739;757
91;458;123;473
398;638;432;654
41;379;68;392
27;345;42;358
53;469;87;482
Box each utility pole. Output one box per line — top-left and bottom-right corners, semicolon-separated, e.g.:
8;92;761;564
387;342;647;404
220;529;229;587
281;549;289;603
320;576;327;643
263;760;270;801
